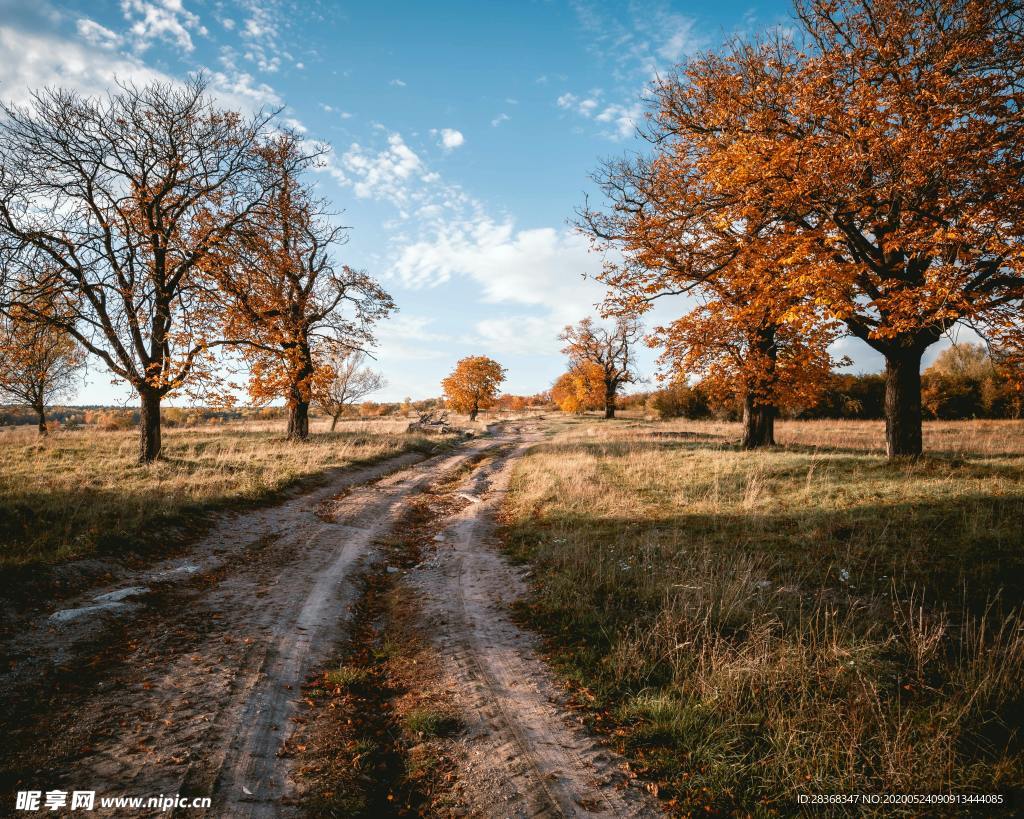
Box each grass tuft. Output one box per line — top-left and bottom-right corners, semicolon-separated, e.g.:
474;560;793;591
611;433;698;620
324;666;372;689
403;707;463;739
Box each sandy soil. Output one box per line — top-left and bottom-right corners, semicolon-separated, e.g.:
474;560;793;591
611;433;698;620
407;429;657;818
0;424;660;818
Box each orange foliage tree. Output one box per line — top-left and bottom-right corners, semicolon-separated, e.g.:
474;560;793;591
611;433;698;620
559;317;641;419
0;307;83;434
209;134;395;441
441;356;506;421
551;361;605;415
0;78;274;461
609;0;1024;457
656;296;841;446
581;143;843;445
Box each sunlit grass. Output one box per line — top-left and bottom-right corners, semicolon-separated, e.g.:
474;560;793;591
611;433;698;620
505;417;1024;812
0;422;448;567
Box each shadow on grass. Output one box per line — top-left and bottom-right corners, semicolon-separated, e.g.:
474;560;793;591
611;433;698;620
504;490;1024;810
569;506;1017;610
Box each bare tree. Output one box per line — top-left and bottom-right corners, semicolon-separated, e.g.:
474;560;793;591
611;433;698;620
0;309;82;434
0;77;275;461
313;350;386;431
559;316;642;419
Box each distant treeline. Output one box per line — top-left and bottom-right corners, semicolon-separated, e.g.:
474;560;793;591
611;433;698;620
0;394;549;429
617;345;1023;421
629;369;1023;422
0;405;267;429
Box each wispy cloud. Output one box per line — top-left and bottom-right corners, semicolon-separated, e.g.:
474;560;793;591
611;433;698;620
120;0;207;53
76;19;124;50
557;1;705;140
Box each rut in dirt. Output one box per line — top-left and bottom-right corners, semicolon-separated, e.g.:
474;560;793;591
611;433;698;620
408;434;659;818
0;437;499;818
294;427;661;818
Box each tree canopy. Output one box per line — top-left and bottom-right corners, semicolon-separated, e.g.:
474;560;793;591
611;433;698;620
441;356;506;421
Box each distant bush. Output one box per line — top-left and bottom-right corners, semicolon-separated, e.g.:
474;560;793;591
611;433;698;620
648;383;711;419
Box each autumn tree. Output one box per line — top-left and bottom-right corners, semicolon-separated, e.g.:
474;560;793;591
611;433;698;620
629;0;1024;457
441;356;506;421
210;133;394;441
559;317;641;419
0;77;275;461
551;361;605;415
0;309;83;434
579;67;852;448
928;344;995;381
656;295;841;446
313;350;386;431
922;342;1023;419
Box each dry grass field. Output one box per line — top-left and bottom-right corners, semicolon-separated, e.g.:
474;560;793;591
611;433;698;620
0;420;451;568
504;417;1024;813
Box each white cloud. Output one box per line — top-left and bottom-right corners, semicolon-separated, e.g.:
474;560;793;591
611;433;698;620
560;3;704;141
438;128;464;150
594;101;643;139
120;0;206;53
221;17;236;30
474;316;567;355
394;219;605;312
237;0;285;73
336;133;424;204
557;91;601;118
317;130;481;227
389;78;407;87
657;17;698;62
391;218;625;358
319;102;352;119
206;69;283;110
76;19;123;50
0;25;170;106
491;113;510;127
0;19;287;123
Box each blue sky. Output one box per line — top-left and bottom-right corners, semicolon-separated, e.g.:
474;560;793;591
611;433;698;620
2;0;939;405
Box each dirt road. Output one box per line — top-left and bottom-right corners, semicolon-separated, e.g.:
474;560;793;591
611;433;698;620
0;424;658;817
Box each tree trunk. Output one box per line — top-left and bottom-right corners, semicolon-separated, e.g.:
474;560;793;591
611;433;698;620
34;403;48;436
604;383;616;419
884;347;925;458
741;393;776;449
740;324;778;449
330;411;341;432
287;400;310;441
469;406;479;422
138;389;162;463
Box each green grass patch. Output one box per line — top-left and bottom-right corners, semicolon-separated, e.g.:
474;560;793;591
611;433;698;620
403;707;463;739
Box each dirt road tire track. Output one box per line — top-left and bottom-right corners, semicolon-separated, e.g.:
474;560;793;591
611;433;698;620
410;430;660;818
0;439;500;818
3;425;662;818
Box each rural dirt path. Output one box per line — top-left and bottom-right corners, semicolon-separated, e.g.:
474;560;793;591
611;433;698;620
407;432;657;818
0;423;659;818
